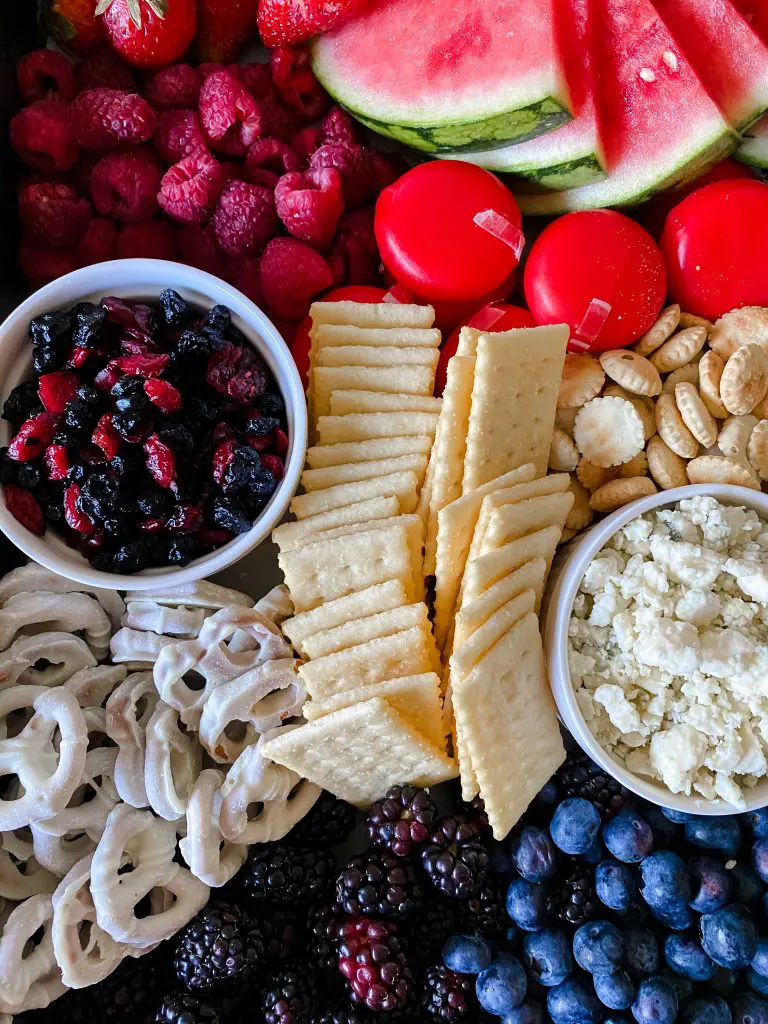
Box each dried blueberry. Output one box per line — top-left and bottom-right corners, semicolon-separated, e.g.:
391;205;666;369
260;392;284;419
29;310;72;348
16;463;42;491
246;416;279;437
0;449;17;484
137;490;170;517
187;397;219;425
3;382;44;425
167;535;195;565
78;472;119;522
76;383;104;406
33;344;67;375
159;424;194;458
203;304;230;338
159;288;190;328
64;400;97;436
112;410;146;441
112;542;150;574
171;329;212;364
212;496;252;534
223;446;262;493
66;462;88;483
72;302;107;348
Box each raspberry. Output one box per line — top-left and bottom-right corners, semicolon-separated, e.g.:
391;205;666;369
75;53;137;94
228;257;264;305
153;109;208;165
44;444;69;481
117;221;180;261
10;99;79;173
18;239;78;289
212;439;237;485
370;150;405;192
178;223;226;276
291;126;324;164
38;372;80;414
245;138;301;188
78;217;118;266
328;233;378;288
144;378;183;414
260;237;334;319
238;62;276;100
144;433;176;488
270;46;328;119
310;144;375;208
145;64;202;110
213;181;277;257
259;96;302;144
275;167;344;249
17;49;77;103
322;106;361;146
90;148;162;223
159;151;225;225
198;70;262;157
8;413;59;462
4;485;45;536
64;482;93;534
71;89;156;151
18;182;92;249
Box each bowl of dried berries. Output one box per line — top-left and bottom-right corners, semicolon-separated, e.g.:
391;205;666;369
0;259;307;589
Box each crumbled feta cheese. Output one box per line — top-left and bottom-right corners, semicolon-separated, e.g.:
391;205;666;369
649;725;707;795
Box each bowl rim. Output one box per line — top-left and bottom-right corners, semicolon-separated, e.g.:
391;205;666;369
543;482;768;815
0;259;307;591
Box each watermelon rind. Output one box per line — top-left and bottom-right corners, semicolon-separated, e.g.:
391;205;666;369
737;114;768;168
443;141;606;189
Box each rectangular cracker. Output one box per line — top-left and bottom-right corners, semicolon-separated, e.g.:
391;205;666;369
461;525;561;609
457;326;482;357
312;324;441;348
433;464;537;651
483;492;575;554
453;557;547;652
306;436;432;468
309;301;436;328
317;346;439;369
261;697;456;807
272;496;400;552
290;470;420;519
450;589;536;680
282;580;408;651
317;412;440;445
301;454;428;493
302;603;430;659
330;391;442;415
451;612;565;838
468;473;571;564
278;521;418;612
303;673;445;750
313;365;435;427
462;325;569;490
444;669;478;801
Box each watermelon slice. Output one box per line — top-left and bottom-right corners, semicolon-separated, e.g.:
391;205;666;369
737;113;768;166
731;0;768;42
441;0;606;189
517;0;737;213
311;0;573;153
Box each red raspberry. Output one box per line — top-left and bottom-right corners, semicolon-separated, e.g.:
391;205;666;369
310;143;375;208
212;438;237;485
8;413;59;462
18;238;78;288
144;433;176;489
144;378;183;414
369;150;405;193
92;414;122;458
153;109;208;165
329;233;379;287
291;126;324;165
44;444;69;481
213;181;277;257
78;217;119;266
17;50;77;103
238;62;276;100
245;138;301;188
198;70;262;157
177;223;226;276
90;148;162;223
38;371;80;414
75;53;137;93
144;64;202;110
64;483;93;535
158;151;225;225
18;182;92;249
270;46;328;119
10;99;79;173
71;89;156;151
117;221;179;261
228;256;264;305
321;106;361;146
200;62;228;78
261;453;284;480
4;485;45;536
259;96;302;144
260;237;333;319
275;167;344;249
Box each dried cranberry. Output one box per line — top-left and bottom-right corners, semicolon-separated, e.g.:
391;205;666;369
144;434;176;489
44;444;70;481
166;503;204;532
212;439;237;485
92;414;122;458
275;428;289;456
38;372;80;415
115;354;170;378
64;483;94;534
4;484;45;535
8;413;59;462
94;362;123;393
261;454;284;480
144;378;183;414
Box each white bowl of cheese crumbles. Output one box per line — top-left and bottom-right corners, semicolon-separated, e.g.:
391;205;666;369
542;483;768;814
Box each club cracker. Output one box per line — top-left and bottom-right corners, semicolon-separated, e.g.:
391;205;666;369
317;346;440;369
272;496;400;551
451;612;565;838
309;301;436;328
468;474;571;564
462;325;569;490
330;391;442;415
301;454;428;493
307;436;433;468
291;470;420;519
453;558;547;652
313;366;435;426
317;412;440;445
261;697;456;808
482;491;575;555
312;324;441;348
282;580;408;652
450;589;536;680
461;525;561;609
302;603;430;659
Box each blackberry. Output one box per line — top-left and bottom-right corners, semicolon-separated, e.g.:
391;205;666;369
261;964;317;1024
307;901;344;972
548;858;599;929
311;1010;367;1024
459;878;507;940
367;785;439;859
422;965;474;1021
73;302;107;348
160;288;191;328
288;791;357;848
212;495;252;534
336;848;424;920
337;916;413;1014
245;844;337;906
422;817;489;900
2;381;43;425
95;946;165;1023
406;898;456;963
173;900;261;992
556;750;628;820
154;991;220;1024
260;907;303;963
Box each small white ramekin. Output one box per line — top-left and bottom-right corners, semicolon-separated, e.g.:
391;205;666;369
542;483;768;815
0;260;307;591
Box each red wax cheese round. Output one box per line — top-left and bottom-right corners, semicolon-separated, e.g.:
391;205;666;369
436;304;536;396
661;179;768;321
524;210;667;351
641;158;755;240
375;161;523;305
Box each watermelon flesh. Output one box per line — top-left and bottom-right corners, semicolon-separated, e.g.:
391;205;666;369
518;0;737;213
441;0;607;189
311;0;573;153
737;113;768;166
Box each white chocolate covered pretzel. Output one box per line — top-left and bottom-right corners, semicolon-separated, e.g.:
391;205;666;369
0;564;125;629
0;632;96;690
105;673;159;809
0;831;57;900
179;770;246;887
144;703;201;821
0;894;66;1014
0;592;112;659
31;825;96;879
65;664;127;708
125;581;252;610
35;747;119;843
110;627;178;666
123;602;207;638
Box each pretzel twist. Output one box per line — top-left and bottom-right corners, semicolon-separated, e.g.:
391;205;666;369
0;895;66;1014
179;770;246;888
0;592;111;658
144;703;201;821
105;673;159;808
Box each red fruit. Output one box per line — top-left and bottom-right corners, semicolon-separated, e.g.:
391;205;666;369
18;238;78;289
274;426;289;456
94;362;124;391
44;444;70;481
257;0;371;46
18;182;92;249
310;143;374;208
212;181;277;257
144;377;183;413
47;0;105;55
4;485;45;537
269;45;328;118
38;372;80;414
117;220;180;260
96;0;197;68
115;353;169;376
74;50;138;92
90;148;162;223
238;62;276;100
228;256;264;305
245;137;301;188
92;413;122;458
153;108;208;164
8;413;59;462
64;483;94;534
197;526;233;547
144;433;176;488
166;502;204;531
17;49;77;102
259;95;302;144
144;63;202;109
275;166;344;249
207;342;268;403
197;0;259;62
261;453;284;479
70;88;156;150
337;917;412;1014
291;126;324;164
158;150;225;224
212;438;237;484
260;237;333;319
198;69;262;157
10;99;80;173
177;222;226;275
78;216;119;265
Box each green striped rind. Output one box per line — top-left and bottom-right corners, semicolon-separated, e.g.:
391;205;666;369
736;115;768;169
497;153;606;190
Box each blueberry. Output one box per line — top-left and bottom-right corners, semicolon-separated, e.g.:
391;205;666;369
573;920;625;975
689;857;731;913
650;903;695;931
700;903;758;969
733;992;768;1024
443;934;491;974
625;927;659;977
710;966;737;997
595;861;635;911
522;929;573;987
663;932;716;981
502;999;544;1024
631;976;678;1024
513;826;558;883
660;968;694;1006
753;939;768;978
638;851;691;912
594;970;635;1011
682;996;733;1024
753;839;768;883
582;840;605;865
728;864;763;908
747;809;768;839
603;809;653;863
749;969;768;998
476;953;527;1016
506;879;550;932
685;817;741;857
643;806;679;846
137;489;170;518
661;807;692;823
547;977;601;1024
550;799;601;855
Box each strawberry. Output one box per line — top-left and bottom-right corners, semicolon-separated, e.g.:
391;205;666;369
96;0;197;68
257;0;372;46
197;0;259;62
46;0;105;54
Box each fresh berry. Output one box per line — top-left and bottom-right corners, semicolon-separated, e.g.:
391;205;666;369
261;964;317;1024
459;878;507;940
199;69;262;156
310;143;374;208
270;46;327;118
366;784;438;859
275;167;344;249
550;798;602;855
594;969;635;1011
443;933;492;976
245;137;301;188
555;750;628;821
511;826;559;883
573;919;626;975
155;990;221;1024
337;916;413;1014
261;908;303;964
685;817;742;858
197;0;259;62
422;965;474;1021
699;904;758;970
4;484;45;535
664;932;716;982
145;63;202;108
260;237;334;318
506;878;551;933
603;809;654;864
422;816;488;901
212;180;277;257
245;844;337;906
288;791;357;848
177;223;226;276
117;220;180;260
595;859;636;912
71;88;156;150
548;858;599;929
38;372;80;415
79;216;119;266
336;848;424;920
638;851;692;919
17;48;77;102
153;108;208;164
10;99;80;173
547;976;600;1024
159;151;225;225
90;148;162;223
173;900;262;991
97;0;197;68
75;52;137;92
306;901;344;973
632;976;678;1024
476;953;528;1017
292;125;324;163
257;0;372;47
322;106;360;146
311;1011;367;1024
95;945;166;1021
8;413;59;462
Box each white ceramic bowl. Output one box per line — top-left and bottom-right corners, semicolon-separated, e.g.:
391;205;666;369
0;260;307;591
542;483;768;815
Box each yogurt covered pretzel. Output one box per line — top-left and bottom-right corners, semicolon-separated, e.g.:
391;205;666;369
0;632;96;690
144;702;201;821
0;894;66;1014
105;673;159;808
65;665;128;708
0;592;112;658
0;564;125;629
123;601;207;638
179;769;246;887
0;832;57;900
34;746;120;844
